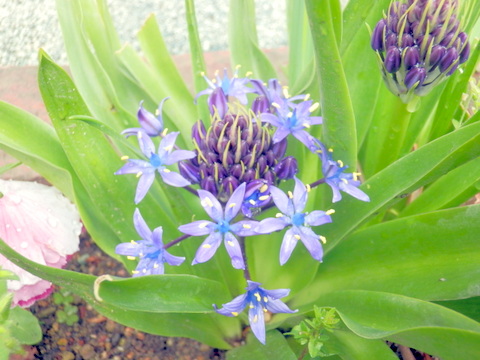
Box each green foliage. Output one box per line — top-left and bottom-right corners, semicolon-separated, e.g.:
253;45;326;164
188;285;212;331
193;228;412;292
53;290;79;326
0;0;479;357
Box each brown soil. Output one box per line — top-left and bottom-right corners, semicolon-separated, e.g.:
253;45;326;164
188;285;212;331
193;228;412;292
28;234;226;360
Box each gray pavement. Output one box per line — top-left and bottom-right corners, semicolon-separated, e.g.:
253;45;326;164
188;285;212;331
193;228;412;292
0;0;287;66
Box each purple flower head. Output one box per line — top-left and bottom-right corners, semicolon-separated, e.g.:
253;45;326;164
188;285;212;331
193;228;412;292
195;67;256;108
178;183;259;269
241;179;272;218
122;98;168;137
311;139;370;203
115;131;195;203
261;99;322;149
256;177;332;265
215;280;297;344
115;209;185;276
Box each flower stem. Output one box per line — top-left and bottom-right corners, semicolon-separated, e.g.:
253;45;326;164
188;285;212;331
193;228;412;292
183;185;199;196
238;236;251;281
164;234;191;249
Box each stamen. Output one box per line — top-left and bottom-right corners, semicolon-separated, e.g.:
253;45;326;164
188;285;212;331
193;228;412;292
287;191;293;199
259;184;268;193
132;270;140;274
326;209;335;215
320;236;327;244
201;197;214;208
272;102;281;109
309;102;320;112
130;240;137;244
303;123;311;128
229;203;236;208
337;160;344;167
328;148;334;152
304;93;311;101
242;224;251;229
163;145;173;151
282;86;290;99
153;263;159;269
254;292;262;301
249;199;256;205
287;112;293;118
227;241;235;247
294;234;301;240
202;244;212;249
306;184;311;192
163;169;171;173
276;213;283;218
120;155;129;161
162;128;168;136
231;312;239;316
258;195;269;201
127;256;136;260
245;71;253;77
250;304;254;309
341;178;348;184
263;297;268;302
136;171;143;178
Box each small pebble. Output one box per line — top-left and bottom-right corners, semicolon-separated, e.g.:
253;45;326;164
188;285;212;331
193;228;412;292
60;351;75;360
79;344;96;359
57;338;68;346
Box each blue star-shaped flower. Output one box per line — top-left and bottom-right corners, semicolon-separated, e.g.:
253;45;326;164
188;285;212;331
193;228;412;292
260;99;322;148
115;131;195;203
115;209;185;276
256;177;332;265
178;183;259;269
215;280;297;344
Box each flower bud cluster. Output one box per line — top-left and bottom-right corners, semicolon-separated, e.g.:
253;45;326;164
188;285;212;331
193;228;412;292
371;0;469;100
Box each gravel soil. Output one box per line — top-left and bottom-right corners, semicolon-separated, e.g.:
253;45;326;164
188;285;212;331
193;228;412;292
28;234;226;360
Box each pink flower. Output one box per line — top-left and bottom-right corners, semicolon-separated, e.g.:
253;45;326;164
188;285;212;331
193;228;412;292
0;180;81;307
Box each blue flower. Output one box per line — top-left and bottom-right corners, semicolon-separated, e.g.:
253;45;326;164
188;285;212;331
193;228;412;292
122;98;168;137
241;179;272;218
115;209;185;276
250;79;307;113
115;131;195;203
195;68;255;107
311;138;370;203
215;280;297;344
178;183;259;269
256;177;332;265
261;99;322;148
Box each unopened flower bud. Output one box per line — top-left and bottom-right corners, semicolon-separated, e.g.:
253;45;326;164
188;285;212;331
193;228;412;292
178;161;201;184
209;88;228;119
274;156;298;180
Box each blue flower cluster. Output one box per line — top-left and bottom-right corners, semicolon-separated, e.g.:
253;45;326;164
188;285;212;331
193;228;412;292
114;70;370;344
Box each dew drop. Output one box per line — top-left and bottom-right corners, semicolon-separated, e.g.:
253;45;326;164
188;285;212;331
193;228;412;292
20;241;28;249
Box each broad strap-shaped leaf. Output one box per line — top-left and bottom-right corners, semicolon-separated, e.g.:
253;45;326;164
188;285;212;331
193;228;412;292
313;290;480;360
321;120;480;251
0;238;238;349
7;307;43;345
306;0;357;169
293;205;480;307
228;0;277;79
226;330;297;360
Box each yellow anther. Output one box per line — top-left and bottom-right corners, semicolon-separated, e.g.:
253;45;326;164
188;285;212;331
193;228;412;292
198;222;209;228
242;224;251;229
136;171;143;178
138;131;143;139
316;149;322;154
227;241;235;247
250;304;254;309
260;184;268;193
288;191;294;199
249;199;256;205
235;64;241;70
120;155;129;161
326;209;335;215
276;213;283;218
264;308;268;312
304;93;311;101
200;71;205;76
253;315;258;323
163;145;173;151
132;270;140;274
341;178;348;184
214;69;219;76
309;102;320;113
155;108;161;116
245;71;253;77
320;236;327;244
282;86;290;99
258;195;269;201
127;256;136;260
337;160;344;167
353;172;362;181
272;102;281;109
328;148;334;152
287;112;293;118
153;263;159;269
231;312;239;316
163;169;171;173
142;269;147;273
130;240;137;244
202;244;212;249
161;128;169;136
254;292;262;301
294;234;301;240
201;197;214;208
229;203;236;208
263;297;268;302
306;184;311;193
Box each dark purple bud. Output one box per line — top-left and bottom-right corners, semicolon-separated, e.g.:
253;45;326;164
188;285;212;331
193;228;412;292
213;120;226;137
263;170;276;184
401;33;414;48
208;88;228;119
199;163;208;179
440;32;454;47
257;156;268;175
431;26;442;37
404;67;427;89
403;47;420;69
243;169;257;182
222;176;240;197
429;45;446;68
191;120;206;145
230;164;244;179
211;162;227;181
371;19;387;51
439;47;458;73
137;100;165;137
274;156;298;180
272;138;287;159
386;33;398;48
200;176;217;195
458;32;470;64
252;96;270;114
265;150;276;167
387;15;399;33
217;138;229;153
385;46;401;73
178;161;201;184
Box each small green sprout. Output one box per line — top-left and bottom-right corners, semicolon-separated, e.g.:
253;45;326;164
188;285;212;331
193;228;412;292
53;290;79;326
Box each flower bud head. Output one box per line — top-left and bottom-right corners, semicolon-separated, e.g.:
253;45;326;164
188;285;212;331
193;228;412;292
274;156;298;180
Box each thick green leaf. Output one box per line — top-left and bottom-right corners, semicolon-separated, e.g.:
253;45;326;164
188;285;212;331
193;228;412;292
0;238;238;348
293;205;480;307
7;307;42;345
314;290;480;360
329;330;398;360
401;157;480;216
321;120;480;251
228;0;277;79
97;275;231;313
435;297;480;323
227;330;297;360
306;0;357;168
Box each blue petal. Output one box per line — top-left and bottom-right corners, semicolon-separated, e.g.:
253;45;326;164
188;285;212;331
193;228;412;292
135;171;156;204
224;182;246;222
223;232;245;269
230;220;260;236
279;228;298;265
159;169;191;187
292;177;308;213
192;232;223;265
299;226;324;262
214;293;248;316
133;208;153;241
115;241;144;257
248;303;266;344
198;190;224;222
256;217;289;234
163;251;186;266
339;181;370;202
164;150;196;166
137;130;156;157
178;220;215;236
265;298;297;314
151;226;164;249
305;211;332;227
269;186;291;215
